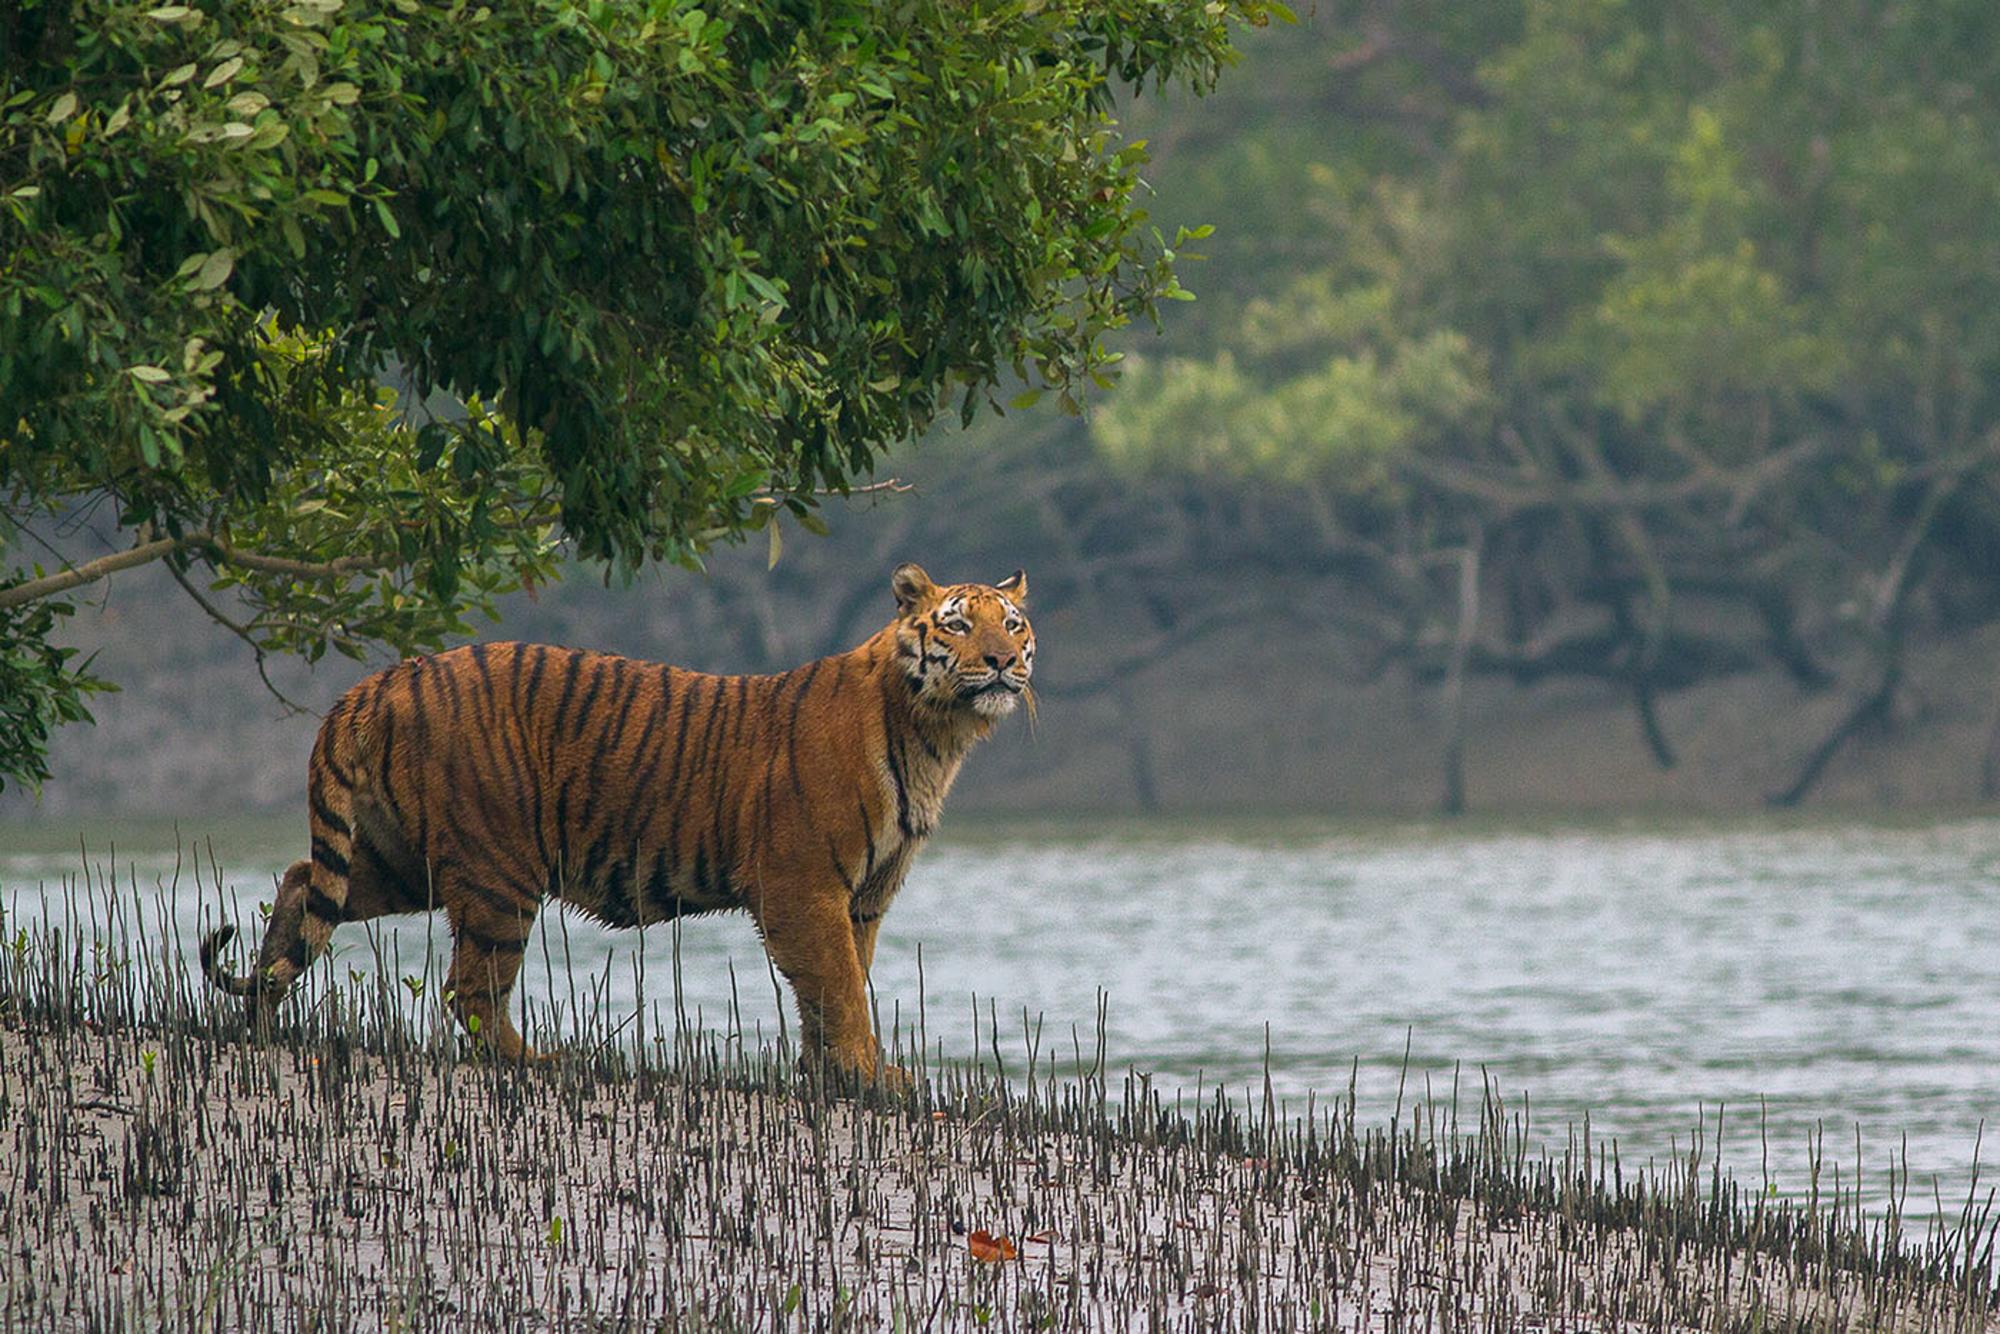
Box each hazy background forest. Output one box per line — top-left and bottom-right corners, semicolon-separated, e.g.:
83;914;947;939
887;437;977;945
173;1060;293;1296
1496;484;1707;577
13;0;2000;820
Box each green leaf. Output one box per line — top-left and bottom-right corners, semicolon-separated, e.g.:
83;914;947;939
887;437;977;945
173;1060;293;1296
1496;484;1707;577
742;271;786;307
194;249;235;291
203;57;245;89
127;365;172;383
373;197;401;239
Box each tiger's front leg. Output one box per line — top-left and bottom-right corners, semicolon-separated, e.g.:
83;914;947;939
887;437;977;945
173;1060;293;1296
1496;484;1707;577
758;885;903;1086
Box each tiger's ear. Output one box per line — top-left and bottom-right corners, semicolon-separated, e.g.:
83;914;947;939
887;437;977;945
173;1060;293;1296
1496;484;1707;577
890;563;937;611
995;569;1028;602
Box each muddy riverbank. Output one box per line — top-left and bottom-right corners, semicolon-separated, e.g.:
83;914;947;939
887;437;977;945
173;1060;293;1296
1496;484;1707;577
5;1011;1995;1331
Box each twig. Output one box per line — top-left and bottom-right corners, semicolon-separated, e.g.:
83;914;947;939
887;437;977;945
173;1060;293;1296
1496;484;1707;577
163;561;316;718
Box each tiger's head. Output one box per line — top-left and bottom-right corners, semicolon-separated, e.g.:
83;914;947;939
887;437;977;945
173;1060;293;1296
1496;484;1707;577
890;563;1035;720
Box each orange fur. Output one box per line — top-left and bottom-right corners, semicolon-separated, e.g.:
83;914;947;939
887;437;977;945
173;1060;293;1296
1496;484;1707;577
201;564;1034;1079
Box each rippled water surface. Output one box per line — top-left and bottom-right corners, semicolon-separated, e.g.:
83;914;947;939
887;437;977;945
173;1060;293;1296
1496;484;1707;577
5;815;1997;1219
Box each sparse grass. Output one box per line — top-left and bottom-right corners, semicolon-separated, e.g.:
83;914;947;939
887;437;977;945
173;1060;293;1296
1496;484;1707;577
1;849;1996;1331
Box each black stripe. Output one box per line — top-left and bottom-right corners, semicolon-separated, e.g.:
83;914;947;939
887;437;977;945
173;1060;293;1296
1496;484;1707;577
310;837;349;879
621;671;674;801
488;651;548;872
550;649;587;738
728;675;750;746
318;701;358;790
406;656;431;739
441;869;528;924
827;838;855;892
521;643;553;714
693;674;731;791
859;798;877;877
318;708;362;792
881;695;912;837
572;660;644;851
849;907;885;924
438;649;469;729
692;677;733;881
305;885;344;922
436;803;535;910
783;660;822;808
579;827;615;897
661;675;707;886
707;772;732;901
469;641;499;732
570;657;611;740
309;788;350;837
457;923;527;956
644;846;675;915
597;853;636;927
601;660;643;751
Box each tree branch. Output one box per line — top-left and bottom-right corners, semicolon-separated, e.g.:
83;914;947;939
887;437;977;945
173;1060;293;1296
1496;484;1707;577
189;538;386;581
0;529;397;613
0;537;181;611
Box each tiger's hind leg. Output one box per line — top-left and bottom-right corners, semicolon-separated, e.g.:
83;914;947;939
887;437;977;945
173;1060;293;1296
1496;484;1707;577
220;767;364;1014
199;831;424;1029
441;880;544;1063
250;859;316;1026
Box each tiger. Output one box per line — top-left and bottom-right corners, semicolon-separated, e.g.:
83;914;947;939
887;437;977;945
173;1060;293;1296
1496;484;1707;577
200;563;1035;1082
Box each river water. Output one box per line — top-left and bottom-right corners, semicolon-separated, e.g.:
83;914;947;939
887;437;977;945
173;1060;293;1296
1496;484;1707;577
4;815;1996;1221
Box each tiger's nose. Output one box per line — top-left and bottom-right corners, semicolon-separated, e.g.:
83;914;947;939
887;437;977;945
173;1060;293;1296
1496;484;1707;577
983;650;1017;671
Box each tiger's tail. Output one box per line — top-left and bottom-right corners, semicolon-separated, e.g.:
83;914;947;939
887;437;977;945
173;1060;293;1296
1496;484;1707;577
198;923;269;998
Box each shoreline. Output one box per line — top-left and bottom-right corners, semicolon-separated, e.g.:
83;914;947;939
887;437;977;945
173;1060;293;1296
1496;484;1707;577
5;1007;1996;1331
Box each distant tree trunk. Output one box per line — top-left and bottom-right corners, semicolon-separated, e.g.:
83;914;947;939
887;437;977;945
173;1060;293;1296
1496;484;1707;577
1119;694;1162;812
1770;448;1988;807
1440;535;1482;817
1767;638;1903;809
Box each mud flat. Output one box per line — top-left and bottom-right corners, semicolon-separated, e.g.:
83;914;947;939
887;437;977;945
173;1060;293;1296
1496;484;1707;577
1;887;1996;1330
3;1028;1996;1329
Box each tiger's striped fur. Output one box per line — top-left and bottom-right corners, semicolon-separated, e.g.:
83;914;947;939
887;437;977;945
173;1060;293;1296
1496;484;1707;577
199;563;1034;1079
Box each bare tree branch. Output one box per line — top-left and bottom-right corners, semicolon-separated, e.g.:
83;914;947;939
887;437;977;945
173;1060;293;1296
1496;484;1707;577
0;529;395;612
0;537;180;611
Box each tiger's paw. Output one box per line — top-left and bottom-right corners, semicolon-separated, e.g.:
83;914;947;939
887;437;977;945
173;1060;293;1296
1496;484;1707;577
806;1049;917;1099
873;1061;915;1094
